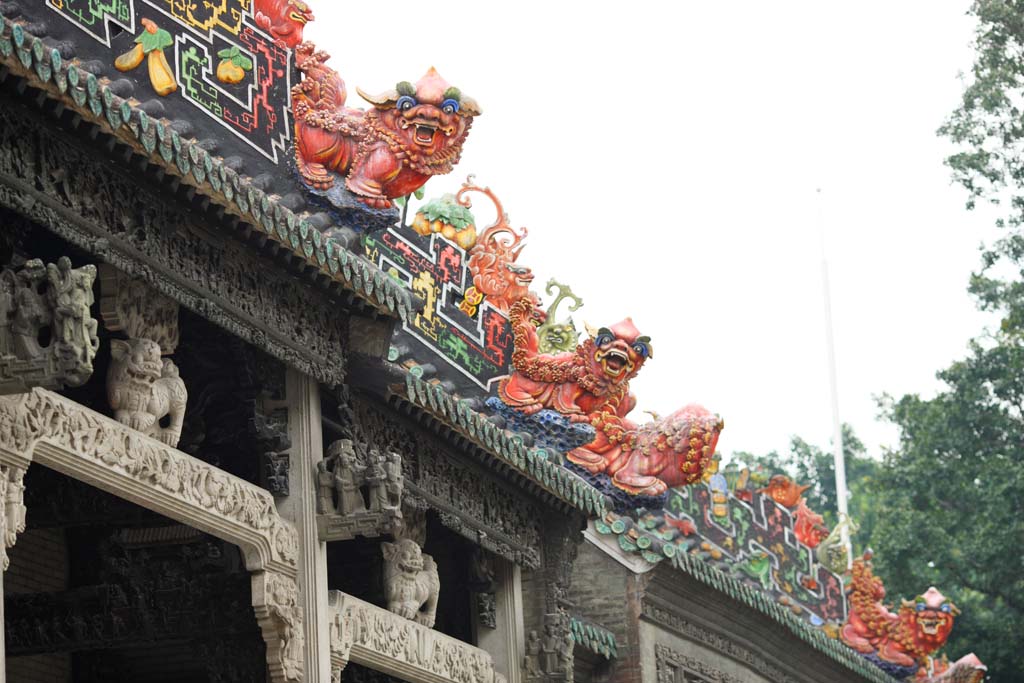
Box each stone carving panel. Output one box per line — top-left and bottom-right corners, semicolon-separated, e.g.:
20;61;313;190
0;388;304;681
0;389;297;574
100;266;188;447
655;644;744;683
316;439;403;541
641;601;797;683
355;399;543;568
329;591;505;683
0;103;348;384
0;256;99;394
252;570;305;683
0;462;26;569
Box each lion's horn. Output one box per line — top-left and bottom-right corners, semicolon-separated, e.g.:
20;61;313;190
357;86;399;107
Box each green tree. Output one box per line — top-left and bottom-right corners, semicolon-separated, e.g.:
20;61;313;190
897;1;1024;677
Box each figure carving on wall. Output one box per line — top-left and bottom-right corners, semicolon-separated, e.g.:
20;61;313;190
317;440;403;541
366;449;388;513
541;622;560;675
384;451;403;509
316;459;336;514
524;630;543;679
382;537;439;628
1;257;99;394
107;339;188;447
333;439;367;515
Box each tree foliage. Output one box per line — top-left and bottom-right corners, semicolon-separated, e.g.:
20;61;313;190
860;2;1024;677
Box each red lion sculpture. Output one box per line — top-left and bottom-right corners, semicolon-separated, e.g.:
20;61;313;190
292;43;480;209
254;0;313;49
498;297;722;496
841;552;986;682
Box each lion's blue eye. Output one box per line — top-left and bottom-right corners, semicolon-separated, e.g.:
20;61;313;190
397;95;417;111
633;342;649;358
916;602;926;612
596;334;613;347
441;98;459;114
940;603;951;613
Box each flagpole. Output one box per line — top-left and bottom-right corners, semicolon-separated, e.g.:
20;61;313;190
817;188;852;569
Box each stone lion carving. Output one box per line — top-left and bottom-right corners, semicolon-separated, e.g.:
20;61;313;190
107;338;187;447
382;538;439;628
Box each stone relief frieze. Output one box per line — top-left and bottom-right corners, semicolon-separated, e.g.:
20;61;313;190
0;256;99;394
316;439;403;542
329;590;505;683
354;399;544;568
643;601;797;683
253;570;305;683
0;389;297;573
0;103;347;384
0;388;304;681
655;644;744;683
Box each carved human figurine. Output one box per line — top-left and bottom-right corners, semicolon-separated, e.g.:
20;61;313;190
366;449;388;513
384;451;403;510
0;271;15;357
47;257;99;371
316;459;335;514
332;440;367;515
11;266;48;359
541;622;560;674
106;338;188;447
524;630;543;679
382;538;440;628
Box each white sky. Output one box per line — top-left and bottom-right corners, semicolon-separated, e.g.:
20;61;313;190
306;2;998;459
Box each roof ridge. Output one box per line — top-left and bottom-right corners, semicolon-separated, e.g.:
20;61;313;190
0;15;414;323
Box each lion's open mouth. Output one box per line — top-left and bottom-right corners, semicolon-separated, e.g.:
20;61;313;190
414;124;437;145
399;560;423;574
918;617;940;635
600;349;629;376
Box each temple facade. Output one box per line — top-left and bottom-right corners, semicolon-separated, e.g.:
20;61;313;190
0;2;986;683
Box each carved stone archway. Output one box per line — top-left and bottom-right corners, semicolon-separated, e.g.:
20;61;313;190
0;389;305;682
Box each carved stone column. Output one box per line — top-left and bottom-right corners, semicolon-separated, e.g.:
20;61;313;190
282;369;330;682
0;460;28;683
477;558;525;683
540;518;582;683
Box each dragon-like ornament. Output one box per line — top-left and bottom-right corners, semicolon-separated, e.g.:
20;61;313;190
292;43;480;208
840;552;986;682
254;0;313;49
498;297;722;496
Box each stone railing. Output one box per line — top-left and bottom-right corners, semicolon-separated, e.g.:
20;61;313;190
329;590;506;683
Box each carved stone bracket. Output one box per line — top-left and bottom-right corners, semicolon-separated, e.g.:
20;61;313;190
0;462;26;570
0;389;304;681
99;265;188;448
252;570;305;683
328;590;506;683
0;257;99;394
99;265;181;354
316;439;403;542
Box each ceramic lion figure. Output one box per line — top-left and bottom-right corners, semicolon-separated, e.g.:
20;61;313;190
382;538;439;628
